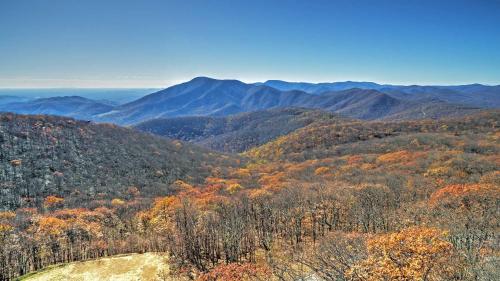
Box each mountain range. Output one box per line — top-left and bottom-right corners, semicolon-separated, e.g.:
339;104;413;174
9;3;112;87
0;77;498;125
0;96;114;120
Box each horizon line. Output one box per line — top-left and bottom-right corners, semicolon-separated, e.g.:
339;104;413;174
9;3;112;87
0;76;499;89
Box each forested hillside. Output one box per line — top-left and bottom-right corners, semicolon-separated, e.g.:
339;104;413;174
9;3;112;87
134;108;345;152
0;113;239;210
1;110;498;280
247;110;500;161
136;110;498;280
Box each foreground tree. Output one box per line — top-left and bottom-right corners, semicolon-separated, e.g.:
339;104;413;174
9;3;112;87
349;227;458;281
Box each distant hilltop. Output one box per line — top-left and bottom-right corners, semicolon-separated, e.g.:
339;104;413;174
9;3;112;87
1;77;499;125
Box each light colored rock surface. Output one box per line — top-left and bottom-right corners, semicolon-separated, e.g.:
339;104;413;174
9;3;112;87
23;253;168;281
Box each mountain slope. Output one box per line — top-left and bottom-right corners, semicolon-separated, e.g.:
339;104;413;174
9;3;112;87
0;113;239;210
3;78;496;124
134;108;345;152
99;77;491;125
381;85;500;108
0;88;159;104
383;102;480;120
246;110;500;161
262;80;500;108
97;77;317;125
305;89;409;119
0;95;33;105
0;96;114;120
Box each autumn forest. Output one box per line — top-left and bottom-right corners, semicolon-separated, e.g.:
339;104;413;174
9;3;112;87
0;108;498;280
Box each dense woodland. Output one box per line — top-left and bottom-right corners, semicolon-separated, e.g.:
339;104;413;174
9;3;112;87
0;110;498;280
0;113;239;210
134;108;343;153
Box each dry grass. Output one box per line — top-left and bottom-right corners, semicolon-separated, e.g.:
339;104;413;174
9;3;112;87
22;253;168;281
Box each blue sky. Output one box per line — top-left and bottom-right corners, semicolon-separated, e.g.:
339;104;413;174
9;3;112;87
1;0;499;88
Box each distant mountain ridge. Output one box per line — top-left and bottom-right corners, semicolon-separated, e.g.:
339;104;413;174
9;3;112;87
262;80;500;108
0;96;113;120
1;77;498;124
97;77;316;124
259;80;385;93
96;77;491;124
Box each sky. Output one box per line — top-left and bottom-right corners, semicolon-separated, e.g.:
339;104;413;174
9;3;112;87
1;0;500;88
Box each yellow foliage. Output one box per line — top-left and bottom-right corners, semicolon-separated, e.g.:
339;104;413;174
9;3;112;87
43;195;64;208
424;166;450;177
360;163;375;170
0;211;15;221
0;223;13;233
247;188;272;199
111;198;126;206
226;183;243;194
314;166;330;175
231;168;251;179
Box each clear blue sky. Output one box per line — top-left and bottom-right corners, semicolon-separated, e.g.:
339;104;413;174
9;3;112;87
1;0;499;88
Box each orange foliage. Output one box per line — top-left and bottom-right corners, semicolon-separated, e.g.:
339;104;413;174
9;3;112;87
0;211;15;221
360;163;375;170
0;211;15;233
347;155;364;165
314;166;331;175
43;196;64;208
350;227;455;281
230;168;252;179
377;150;412;163
52;208;88;220
151;196;179;215
37;217;68;236
258;172;286;188
429;183;497;204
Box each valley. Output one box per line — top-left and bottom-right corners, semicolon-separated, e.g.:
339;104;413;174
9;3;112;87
3;1;499;279
1;103;498;280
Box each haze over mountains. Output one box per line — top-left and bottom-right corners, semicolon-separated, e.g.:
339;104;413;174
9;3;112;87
0;96;114;120
0;88;158;105
0;77;498;125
